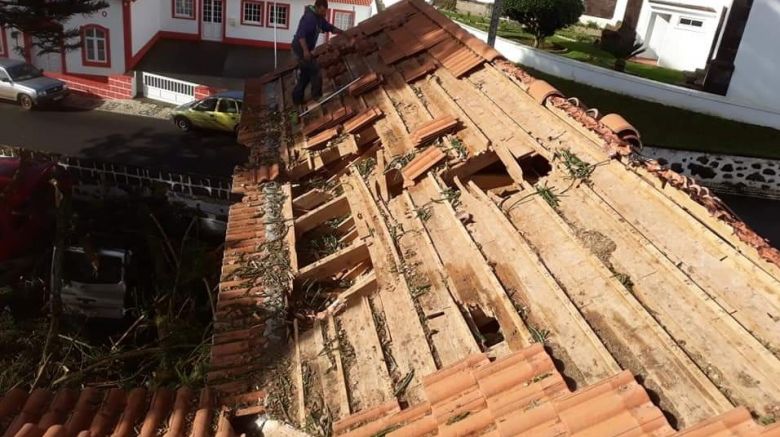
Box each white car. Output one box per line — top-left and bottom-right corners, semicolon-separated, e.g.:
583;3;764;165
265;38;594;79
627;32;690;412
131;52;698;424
58;246;130;319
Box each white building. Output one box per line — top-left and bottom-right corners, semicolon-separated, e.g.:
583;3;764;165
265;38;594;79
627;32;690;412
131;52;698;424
0;0;372;78
581;0;735;72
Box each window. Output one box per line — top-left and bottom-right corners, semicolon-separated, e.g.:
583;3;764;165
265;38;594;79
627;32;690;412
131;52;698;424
679;17;704;28
174;0;195;19
242;0;264;26
195;98;218;112
203;0;223;23
81;25;110;67
332;10;355;30
218;99;239;114
267;3;289;29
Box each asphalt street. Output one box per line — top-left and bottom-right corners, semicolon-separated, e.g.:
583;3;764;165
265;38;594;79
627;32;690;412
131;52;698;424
0;101;247;177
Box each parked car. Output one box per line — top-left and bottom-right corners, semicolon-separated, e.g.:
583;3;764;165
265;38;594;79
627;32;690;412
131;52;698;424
59;246;131;320
171;91;243;134
0;59;69;110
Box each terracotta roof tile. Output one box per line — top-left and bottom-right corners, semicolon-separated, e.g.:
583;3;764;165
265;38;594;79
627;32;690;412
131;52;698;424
400;59;437;83
402;146;447;187
305;127;340;150
348;72;384;96
409;115;460;147
344;107;384;134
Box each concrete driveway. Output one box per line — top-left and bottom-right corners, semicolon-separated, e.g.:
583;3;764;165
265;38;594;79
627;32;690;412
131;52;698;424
133;39;295;90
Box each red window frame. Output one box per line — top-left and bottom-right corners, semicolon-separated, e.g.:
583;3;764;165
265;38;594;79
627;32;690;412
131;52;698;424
172;0;197;20
266;3;290;29
0;26;8;58
81;24;111;68
331;9;355;30
241;0;265;26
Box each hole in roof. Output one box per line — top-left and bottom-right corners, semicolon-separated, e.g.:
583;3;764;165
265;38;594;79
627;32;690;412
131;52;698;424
468;305;504;348
518;154;552;186
465;160;518;196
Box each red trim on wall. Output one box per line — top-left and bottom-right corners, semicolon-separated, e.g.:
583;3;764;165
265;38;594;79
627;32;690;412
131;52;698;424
197;0;203;40
240;0;266;27
172;0;197;20
0;26;8;58
266;3;291;30
81;24;112;68
60;40;67;73
221;0;227;41
223;36;291;49
22;33;32;62
123;0;132;70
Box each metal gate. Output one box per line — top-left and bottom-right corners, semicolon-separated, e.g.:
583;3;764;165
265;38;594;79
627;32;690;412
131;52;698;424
141;72;198;105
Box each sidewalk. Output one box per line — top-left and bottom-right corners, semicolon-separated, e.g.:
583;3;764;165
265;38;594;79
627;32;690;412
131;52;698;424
62;92;174;120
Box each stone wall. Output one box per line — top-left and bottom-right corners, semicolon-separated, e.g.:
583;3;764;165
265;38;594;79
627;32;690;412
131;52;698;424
644;146;780;199
455;0;492;16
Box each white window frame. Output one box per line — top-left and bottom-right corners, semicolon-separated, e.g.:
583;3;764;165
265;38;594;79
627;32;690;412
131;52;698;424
174;0;195;19
83;26;109;65
243;1;264;25
267;3;289;28
332;10;355;30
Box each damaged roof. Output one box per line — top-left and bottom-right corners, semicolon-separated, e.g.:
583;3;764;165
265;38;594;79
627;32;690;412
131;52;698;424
4;0;778;436
223;0;780;435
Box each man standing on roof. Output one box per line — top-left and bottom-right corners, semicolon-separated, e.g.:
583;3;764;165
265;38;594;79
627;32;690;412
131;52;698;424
292;0;348;107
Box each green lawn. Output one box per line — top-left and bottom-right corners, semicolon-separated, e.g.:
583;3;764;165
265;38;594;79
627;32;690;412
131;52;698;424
442;10;686;86
527;69;780;159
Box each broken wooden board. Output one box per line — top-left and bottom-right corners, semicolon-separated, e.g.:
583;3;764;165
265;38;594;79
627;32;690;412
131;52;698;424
407;175;533;352
503;190;732;427
454;178;621;386
335;296;395;412
297;242;371;282
294;195;351;237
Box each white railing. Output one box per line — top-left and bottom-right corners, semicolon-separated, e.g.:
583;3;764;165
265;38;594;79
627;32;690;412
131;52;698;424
141;72;198;105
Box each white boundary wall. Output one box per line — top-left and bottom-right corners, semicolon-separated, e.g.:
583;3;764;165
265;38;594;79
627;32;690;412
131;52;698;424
459;23;780;130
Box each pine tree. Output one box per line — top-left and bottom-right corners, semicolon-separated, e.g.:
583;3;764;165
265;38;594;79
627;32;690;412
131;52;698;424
0;0;109;55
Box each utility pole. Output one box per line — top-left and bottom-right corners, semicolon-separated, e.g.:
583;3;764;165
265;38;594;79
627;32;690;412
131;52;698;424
487;0;504;47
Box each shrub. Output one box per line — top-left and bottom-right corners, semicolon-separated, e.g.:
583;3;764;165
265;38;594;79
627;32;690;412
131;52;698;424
599;23;645;71
503;0;585;48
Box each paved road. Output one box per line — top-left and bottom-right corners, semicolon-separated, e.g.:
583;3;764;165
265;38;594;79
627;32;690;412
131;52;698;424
0;101;247;177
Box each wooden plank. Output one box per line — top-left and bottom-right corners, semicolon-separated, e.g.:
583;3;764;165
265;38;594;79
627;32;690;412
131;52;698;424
282;183;299;274
294;195;351;237
344;173;438;403
407;176;533;352
325;316;352;419
336;297;394;412
503;189;732;427
376;150;389;202
549;172;780;414
292;319;306;427
455;178;620;385
389;194;482;366
297;242;371;282
293;189;332;211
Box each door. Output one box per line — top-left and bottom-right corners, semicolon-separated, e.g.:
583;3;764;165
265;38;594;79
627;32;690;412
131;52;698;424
645;13;672;61
0;68;14;99
189;97;221;129
202;0;224;42
31;37;63;73
215;98;240;132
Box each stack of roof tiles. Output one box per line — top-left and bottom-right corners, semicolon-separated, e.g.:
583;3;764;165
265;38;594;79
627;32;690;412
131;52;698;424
0;387;228;437
348;72;384;97
332;344;780;437
207;181;270;414
409;116;460;147
303;106;356;137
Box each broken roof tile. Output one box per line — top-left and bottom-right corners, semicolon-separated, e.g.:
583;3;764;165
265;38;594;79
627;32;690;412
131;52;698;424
401;59;437;83
402;146;447;187
409;115;460;147
305;127;340;150
344;107;384;134
348;72;384;97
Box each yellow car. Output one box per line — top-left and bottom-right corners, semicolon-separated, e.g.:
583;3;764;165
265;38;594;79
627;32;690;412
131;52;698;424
172;91;243;134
